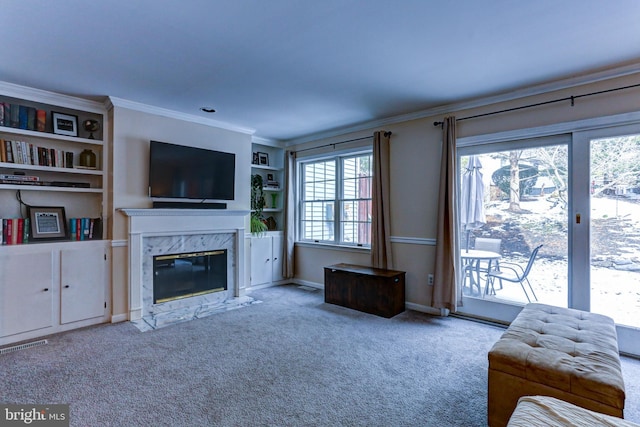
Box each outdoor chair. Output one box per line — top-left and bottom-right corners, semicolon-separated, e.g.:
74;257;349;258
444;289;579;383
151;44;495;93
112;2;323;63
474;237;502;289
486;244;543;302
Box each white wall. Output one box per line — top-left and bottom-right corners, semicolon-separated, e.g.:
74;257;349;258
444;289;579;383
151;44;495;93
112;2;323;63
108;104;252;319
289;73;640;312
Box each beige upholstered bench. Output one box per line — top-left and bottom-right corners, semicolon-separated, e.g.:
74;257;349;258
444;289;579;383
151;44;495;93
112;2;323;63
488;303;625;427
507;395;639;427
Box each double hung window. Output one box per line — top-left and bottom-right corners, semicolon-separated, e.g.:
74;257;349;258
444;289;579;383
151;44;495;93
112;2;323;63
299;151;373;247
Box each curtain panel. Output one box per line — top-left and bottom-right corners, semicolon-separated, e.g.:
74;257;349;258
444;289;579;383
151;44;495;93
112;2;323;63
432;117;462;311
282;150;296;279
371;130;393;269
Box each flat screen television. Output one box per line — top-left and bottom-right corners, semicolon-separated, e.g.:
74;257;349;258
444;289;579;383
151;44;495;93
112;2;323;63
149;140;235;200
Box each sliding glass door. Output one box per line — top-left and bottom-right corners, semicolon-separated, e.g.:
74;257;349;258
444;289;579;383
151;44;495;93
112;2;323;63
458;125;640;355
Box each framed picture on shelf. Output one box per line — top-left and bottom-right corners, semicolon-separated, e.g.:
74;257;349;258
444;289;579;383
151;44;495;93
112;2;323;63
51;111;78;137
29;206;68;241
258;152;269;166
252;152;260;165
267;173;274;181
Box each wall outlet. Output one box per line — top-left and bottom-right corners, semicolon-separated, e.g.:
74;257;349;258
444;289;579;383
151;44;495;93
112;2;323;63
428;274;434;285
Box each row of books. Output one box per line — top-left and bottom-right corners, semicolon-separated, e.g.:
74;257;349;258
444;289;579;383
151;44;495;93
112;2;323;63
1;139;74;167
1;218;30;245
69;217;102;241
0;217;102;244
0;103;46;132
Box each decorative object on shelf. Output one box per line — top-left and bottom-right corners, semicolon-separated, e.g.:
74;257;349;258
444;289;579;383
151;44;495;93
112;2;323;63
82;119;100;139
51;112;78;137
266;216;277;231
79;149;97;169
251;174;267;235
28;206;68;241
252;152;259;165
258;152;269;166
271;193;278;209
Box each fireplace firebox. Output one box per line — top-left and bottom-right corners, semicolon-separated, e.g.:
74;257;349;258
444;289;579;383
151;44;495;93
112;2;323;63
153;250;227;304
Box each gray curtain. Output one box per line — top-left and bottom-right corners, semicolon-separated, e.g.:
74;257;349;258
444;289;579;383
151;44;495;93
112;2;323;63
371;131;393;269
432;117;461;311
282;150;296;278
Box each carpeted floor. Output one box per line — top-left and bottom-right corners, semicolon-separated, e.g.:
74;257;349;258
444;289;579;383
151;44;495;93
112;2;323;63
1;284;639;426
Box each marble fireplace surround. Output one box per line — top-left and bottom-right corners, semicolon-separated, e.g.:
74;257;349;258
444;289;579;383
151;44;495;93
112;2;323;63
120;209;250;329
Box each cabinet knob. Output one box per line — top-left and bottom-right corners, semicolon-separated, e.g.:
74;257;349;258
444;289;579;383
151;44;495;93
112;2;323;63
274;257;278;261
266;258;270;262
64;285;70;288
43;288;49;292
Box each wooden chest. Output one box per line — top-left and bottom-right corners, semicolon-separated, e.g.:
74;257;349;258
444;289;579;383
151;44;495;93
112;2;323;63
324;263;405;318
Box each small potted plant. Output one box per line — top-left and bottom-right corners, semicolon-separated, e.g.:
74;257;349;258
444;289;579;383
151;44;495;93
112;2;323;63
251;174;268;235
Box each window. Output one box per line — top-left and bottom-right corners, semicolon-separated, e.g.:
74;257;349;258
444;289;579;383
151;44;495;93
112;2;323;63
299;151;373;247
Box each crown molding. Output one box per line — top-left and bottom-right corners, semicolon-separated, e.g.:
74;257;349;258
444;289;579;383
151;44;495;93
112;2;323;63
0;81;107;113
251;135;284;148
106;96;255;135
285;61;640;146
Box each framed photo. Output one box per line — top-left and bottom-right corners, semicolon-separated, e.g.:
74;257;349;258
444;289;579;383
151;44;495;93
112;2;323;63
252;152;260;165
29;206;68;241
267;173;274;181
52;111;78;137
258;152;269;166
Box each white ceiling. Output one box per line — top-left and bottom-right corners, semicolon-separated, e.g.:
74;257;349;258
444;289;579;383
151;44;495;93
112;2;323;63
2;0;640;142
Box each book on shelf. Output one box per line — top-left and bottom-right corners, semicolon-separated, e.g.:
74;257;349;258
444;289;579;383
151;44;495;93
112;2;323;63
9;104;19;128
0;102;4;127
36;109;46;132
18;106;28;130
0;174;39;181
69;217;102;241
26;107;36;131
0;138;73;168
1;218;29;245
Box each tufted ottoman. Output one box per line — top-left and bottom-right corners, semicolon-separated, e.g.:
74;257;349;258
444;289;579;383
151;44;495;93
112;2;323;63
488;303;625;427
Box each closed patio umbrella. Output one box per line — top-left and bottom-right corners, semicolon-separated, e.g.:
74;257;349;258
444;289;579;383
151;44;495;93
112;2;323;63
460;155;486;251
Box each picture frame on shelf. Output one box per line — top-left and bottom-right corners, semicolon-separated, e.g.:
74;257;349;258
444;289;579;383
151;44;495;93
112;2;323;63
267;173;274;181
258;152;269;166
252;152;260;165
29;206;68;241
51;111;78;137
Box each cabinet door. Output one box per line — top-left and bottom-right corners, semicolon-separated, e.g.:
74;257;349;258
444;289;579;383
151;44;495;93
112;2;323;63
271;234;284;282
0;252;54;337
60;248;106;324
250;236;272;286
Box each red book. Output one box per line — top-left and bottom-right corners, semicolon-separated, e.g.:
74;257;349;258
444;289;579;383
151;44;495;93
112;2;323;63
16;218;23;244
6;219;13;245
76;218;81;241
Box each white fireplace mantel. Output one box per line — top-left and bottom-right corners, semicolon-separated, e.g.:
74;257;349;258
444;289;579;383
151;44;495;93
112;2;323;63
120;209;249;322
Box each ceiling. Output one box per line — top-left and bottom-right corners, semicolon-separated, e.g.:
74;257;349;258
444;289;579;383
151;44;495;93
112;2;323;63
2;0;640;142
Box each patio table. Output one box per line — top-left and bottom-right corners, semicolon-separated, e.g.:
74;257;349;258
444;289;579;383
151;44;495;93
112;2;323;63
461;249;501;297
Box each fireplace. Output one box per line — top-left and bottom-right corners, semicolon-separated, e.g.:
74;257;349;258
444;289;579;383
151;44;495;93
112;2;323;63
153;249;227;304
120;208;252;330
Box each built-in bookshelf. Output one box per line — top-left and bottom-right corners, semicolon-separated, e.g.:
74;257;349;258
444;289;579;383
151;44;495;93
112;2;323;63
0;82;110;346
0;85;107;244
251;139;284;231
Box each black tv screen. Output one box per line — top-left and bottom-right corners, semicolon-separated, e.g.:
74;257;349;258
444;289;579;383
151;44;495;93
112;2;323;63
149;140;235;200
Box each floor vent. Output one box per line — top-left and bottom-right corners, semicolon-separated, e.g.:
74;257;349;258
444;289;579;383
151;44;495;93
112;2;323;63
0;339;48;355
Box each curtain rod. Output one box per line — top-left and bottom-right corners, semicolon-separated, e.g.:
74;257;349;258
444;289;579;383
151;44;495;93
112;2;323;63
292;131;392;154
433;82;640;127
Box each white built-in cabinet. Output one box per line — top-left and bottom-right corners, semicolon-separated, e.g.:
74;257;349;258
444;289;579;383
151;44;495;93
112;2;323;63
249;232;285;288
0;241;110;345
0;83;110;347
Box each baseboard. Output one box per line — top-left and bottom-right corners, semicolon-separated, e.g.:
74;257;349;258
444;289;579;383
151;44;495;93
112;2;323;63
111;313;128;323
405;302;446;316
